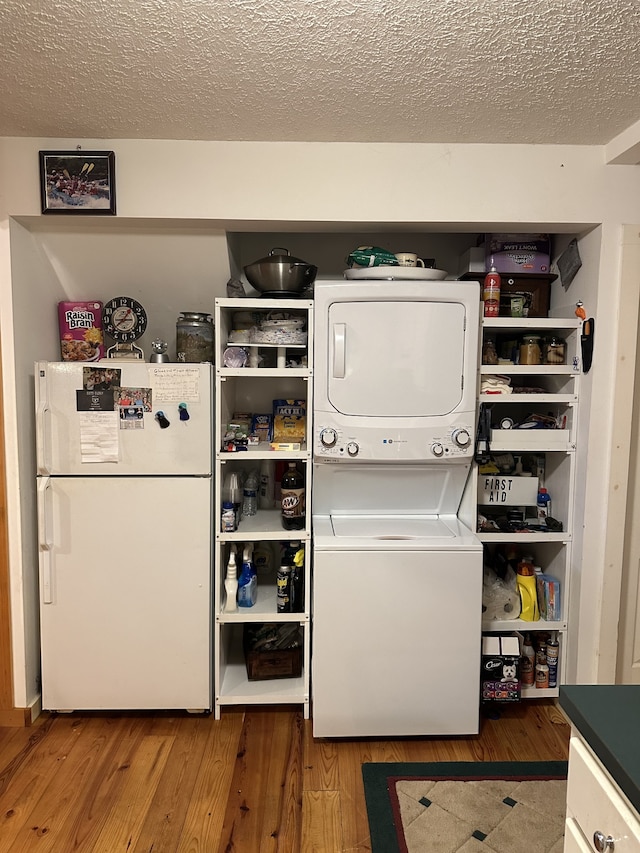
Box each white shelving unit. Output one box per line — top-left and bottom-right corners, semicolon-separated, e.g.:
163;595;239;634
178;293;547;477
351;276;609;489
213;297;313;719
477;315;582;699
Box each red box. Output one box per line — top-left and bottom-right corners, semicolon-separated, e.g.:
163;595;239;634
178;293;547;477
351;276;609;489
486;234;551;274
58;301;104;361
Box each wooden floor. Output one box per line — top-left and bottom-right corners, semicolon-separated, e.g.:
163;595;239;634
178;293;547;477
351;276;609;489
0;701;570;852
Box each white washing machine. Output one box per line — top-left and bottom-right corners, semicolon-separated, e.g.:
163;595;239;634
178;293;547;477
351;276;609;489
311;279;483;737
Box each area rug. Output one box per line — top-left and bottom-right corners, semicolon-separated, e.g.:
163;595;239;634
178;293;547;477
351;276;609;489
362;760;568;853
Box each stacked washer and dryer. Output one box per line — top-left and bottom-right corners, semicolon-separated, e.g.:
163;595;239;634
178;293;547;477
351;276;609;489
311;278;482;737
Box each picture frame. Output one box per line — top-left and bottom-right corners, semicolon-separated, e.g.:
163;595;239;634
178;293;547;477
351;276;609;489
39;150;116;215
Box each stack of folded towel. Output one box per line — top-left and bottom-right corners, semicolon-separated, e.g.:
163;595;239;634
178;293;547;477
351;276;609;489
481;374;513;395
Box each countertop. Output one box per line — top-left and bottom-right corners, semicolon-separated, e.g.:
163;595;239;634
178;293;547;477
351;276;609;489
560;685;640;814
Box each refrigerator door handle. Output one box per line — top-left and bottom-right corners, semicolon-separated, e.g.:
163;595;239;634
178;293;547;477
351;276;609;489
35;400;51;475
37;478;54;604
332;323;346;379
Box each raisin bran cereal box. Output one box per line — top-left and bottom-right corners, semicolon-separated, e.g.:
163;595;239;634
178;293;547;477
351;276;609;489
58;301;104;361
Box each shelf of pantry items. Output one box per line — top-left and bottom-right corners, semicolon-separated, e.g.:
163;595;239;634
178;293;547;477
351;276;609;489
217;443;311;461
521;686;558;699
483;618;567;633
216;508;309;539
482;317;582;331
481;393;577;404
218;368;311;378
217;578;308;623
488;431;575;452
480;365;577;375
217;636;306;706
477;532;571;544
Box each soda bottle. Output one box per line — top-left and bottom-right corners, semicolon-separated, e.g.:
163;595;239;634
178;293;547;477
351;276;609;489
281;463;305;531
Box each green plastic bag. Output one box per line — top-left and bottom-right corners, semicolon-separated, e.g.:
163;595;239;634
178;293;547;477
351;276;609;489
346;246;399;268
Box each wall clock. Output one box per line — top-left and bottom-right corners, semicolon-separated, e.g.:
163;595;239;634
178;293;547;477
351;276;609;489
103;297;148;359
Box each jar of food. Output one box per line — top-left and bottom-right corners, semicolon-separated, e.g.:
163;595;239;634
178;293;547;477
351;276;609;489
176;312;214;363
482;337;498;365
519;334;541;365
543;335;566;365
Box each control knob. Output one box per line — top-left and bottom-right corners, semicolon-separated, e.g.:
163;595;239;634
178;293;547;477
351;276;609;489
431;442;444;457
347;442;359;457
453;429;471;448
320;428;338;448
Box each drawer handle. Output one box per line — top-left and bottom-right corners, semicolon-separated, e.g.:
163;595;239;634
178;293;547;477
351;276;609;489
593;830;615;852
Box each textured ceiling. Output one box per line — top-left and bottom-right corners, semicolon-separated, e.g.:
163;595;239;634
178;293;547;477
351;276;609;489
2;0;640;146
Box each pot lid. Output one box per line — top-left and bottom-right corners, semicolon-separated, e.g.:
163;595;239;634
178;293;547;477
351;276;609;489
251;247;312;266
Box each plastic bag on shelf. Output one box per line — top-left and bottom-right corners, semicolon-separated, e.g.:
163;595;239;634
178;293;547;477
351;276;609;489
483;563;521;621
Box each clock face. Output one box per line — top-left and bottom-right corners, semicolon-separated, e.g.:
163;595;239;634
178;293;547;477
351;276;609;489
103;297;148;342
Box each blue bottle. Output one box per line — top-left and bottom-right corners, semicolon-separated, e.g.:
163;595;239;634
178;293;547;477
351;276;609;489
237;544;257;607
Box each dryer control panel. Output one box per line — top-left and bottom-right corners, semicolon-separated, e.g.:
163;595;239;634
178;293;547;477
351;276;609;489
314;419;475;462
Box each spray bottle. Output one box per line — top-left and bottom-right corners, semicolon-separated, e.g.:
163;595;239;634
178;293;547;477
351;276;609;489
483;258;501;318
223;546;238;613
238;543;257;607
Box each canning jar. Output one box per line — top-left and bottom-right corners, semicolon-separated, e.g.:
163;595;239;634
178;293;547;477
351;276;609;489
176;312;214;363
519;334;541;365
543;335;566;365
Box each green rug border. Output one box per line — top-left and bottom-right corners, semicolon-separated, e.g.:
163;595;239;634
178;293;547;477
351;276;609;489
362;760;568;853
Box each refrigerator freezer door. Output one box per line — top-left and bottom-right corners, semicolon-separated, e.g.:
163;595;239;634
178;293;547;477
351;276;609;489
312;547;482;737
35;362;212;475
38;476;212;711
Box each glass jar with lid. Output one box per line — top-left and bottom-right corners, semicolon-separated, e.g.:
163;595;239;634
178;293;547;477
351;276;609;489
176;312;214;363
519;334;541;365
543;335;566;365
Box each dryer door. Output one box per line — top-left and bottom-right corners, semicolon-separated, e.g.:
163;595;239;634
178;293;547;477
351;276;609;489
326;300;466;417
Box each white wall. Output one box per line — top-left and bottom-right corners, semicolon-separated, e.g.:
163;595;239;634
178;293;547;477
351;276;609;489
1;136;640;707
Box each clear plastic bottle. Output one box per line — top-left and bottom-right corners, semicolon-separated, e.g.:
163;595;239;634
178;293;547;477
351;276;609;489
242;469;259;517
258;459;275;510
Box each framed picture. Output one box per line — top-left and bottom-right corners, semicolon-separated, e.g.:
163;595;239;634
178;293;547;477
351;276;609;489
39;150;116;215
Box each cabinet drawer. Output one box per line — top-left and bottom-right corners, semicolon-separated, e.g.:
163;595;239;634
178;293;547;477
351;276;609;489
567;737;640;852
564;818;593;852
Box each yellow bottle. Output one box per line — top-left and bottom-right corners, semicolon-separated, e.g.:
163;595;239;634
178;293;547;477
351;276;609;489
517;556;540;621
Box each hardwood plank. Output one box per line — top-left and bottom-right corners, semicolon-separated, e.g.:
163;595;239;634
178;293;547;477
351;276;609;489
301;790;343;853
90;734;174;852
174;710;244;853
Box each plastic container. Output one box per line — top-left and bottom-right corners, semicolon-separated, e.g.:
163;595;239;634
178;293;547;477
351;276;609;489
223;550;238;613
259;459;275;510
281;462;305;530
516;555;540;621
535;661;549;688
483;261;501;318
521;633;536;686
223;471;243;527
537;487;552;521
176;312;214;363
221;500;236;532
238;545;257;607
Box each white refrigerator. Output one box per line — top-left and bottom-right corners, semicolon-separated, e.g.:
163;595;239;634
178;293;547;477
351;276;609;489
35;361;213;712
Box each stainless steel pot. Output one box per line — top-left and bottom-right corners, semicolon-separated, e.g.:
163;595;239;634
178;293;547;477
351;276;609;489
243;248;317;294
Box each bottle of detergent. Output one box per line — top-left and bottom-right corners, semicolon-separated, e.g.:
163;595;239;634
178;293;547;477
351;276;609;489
238;544;257;607
516;555;540;621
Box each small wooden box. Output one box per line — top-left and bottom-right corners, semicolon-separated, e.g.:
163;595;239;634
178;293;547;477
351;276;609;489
243;625;303;681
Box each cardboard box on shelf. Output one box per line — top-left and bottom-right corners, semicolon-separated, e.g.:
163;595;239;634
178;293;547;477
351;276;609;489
485;234;551;274
481;633;521;701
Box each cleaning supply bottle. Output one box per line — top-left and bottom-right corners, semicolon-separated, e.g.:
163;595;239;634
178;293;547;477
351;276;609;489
516;555;540;621
546;631;559;688
537;487;552;522
483;258;501;318
238;544;257;607
521;633;536;686
223;548;238;613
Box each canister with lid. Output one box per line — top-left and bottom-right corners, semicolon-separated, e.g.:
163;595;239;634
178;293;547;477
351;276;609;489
176;312;214;363
519;334;541;365
543;335;566;365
